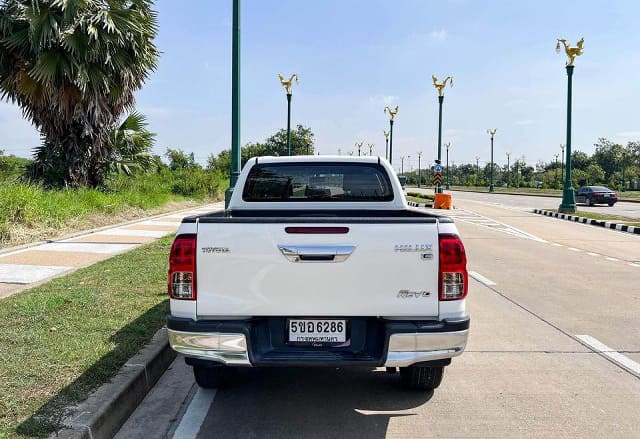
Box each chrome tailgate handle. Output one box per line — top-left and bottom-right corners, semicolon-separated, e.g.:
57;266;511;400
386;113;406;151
278;245;356;262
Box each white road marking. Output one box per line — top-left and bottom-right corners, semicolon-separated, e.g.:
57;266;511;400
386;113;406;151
444;208;546;242
551;243;563;247
137;221;181;227
0;263;74;284
587;252;600;257
606;257;619;262
629;263;640;267
468;271;496;287
576;335;640;376
37;242;137;254
567;247;581;252
173;388;217;439
96;229;171;238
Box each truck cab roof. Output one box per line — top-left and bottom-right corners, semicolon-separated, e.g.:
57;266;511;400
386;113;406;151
227;156;408;211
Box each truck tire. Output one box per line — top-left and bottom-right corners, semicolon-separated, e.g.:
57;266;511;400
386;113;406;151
400;366;444;390
193;365;234;389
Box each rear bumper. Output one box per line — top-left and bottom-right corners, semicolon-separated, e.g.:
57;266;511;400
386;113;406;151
167;316;469;368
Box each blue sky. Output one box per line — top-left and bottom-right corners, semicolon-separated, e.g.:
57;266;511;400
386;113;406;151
1;0;640;172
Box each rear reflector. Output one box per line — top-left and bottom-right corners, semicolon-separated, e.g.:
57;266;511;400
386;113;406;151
168;234;197;300
285;227;350;234
439;234;468;301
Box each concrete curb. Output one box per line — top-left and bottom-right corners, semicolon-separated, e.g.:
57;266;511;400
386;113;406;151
533;209;640;236
54;328;176;439
407;200;431;208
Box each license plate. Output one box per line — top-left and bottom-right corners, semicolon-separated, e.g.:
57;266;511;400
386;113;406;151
288;319;346;343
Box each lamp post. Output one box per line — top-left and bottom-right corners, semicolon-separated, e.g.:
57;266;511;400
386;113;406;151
383;131;389;160
432;75;453;194
487;129;497;192
401;156;405;174
278;73;299;156
560;144;565;184
506;151;511;188
226;0;241;208
444;142;451;189
384;106;398;165
475;156;480;186
556;37;584;213
622;151;627;192
554;153;559;186
368;143;374;156
417;152;422;188
355;141;363;156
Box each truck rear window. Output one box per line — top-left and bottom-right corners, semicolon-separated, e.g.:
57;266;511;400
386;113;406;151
242;162;394;202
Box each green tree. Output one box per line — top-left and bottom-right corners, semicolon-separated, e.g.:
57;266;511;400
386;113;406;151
166;148;200;171
591;138;627;182
585;163;605;185
207;125;316;176
105;112;158;176
571;150;591;171
0;0;159;187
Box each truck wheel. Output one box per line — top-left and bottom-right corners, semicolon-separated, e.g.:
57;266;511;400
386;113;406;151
193;365;234;389
400;366;444;390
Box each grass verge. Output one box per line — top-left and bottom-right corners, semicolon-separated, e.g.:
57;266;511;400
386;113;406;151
543;209;640;227
0;235;174;438
406;195;433;205
0;169;227;249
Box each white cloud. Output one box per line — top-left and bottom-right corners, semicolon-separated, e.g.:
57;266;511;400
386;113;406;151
428;29;448;42
514;119;536;126
615;131;640;139
368;95;399;106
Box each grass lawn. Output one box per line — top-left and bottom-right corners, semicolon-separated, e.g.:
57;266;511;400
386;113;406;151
406;195;433;205
542;209;640;227
0;235;174;438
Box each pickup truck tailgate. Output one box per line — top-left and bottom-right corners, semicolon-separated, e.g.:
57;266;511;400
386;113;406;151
195;221;440;317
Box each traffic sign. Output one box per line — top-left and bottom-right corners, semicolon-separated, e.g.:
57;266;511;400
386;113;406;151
433;173;442;185
434;164;443;173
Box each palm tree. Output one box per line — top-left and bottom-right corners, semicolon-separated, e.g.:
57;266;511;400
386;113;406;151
0;0;159;187
105;112;158;176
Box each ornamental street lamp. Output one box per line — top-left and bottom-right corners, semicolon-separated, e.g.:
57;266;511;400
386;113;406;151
401;156;405;174
226;0;241;208
384;106;398;164
505;151;511;188
383;131;390;160
556;37;584;213
475;155;480;186
560;143;565;184
368;143;374;156
487;129;497;192
417;151;422;188
554;153;559;186
444;142;451;189
432;75;453;194
278;73;299;156
355;141;363;156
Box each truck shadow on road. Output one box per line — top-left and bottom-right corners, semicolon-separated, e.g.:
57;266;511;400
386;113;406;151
198;367;433;439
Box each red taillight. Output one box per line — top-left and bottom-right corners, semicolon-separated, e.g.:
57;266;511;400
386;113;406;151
168;234;197;300
285;226;350;234
439;234;468;301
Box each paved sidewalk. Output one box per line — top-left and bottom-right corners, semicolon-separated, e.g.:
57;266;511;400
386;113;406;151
0;202;224;299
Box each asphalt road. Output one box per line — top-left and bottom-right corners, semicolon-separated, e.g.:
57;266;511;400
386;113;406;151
117;195;640;438
447;189;640;219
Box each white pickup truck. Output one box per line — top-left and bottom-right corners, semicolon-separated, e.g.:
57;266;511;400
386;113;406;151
167;156;469;390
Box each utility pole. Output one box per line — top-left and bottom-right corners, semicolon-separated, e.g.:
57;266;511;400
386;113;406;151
417;152;422;188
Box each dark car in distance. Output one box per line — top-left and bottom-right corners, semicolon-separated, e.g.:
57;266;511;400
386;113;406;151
576;185;618;206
